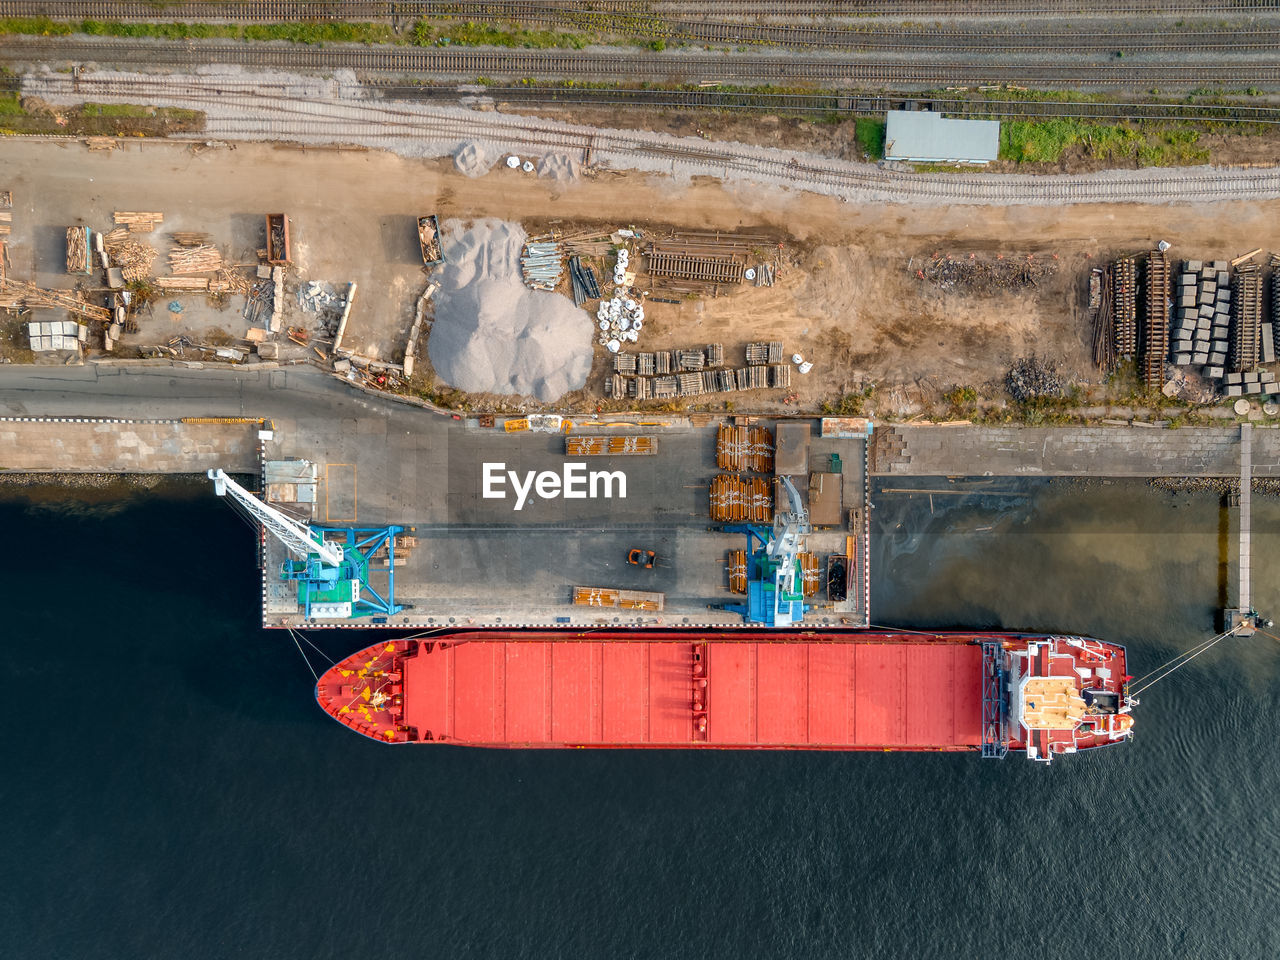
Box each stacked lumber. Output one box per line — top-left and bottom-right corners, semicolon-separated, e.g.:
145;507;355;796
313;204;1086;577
728;549;749;594
65;227;89;274
114;211;163;232
746;341;784;365
798;553;820;598
216;267;252;296
103;227;158;281
572;586;664;611
0;276;111;321
167;245;223;274
565;435;657;456
154;276;209;291
709;475;773;523
170;232;211;247
716;425;774;473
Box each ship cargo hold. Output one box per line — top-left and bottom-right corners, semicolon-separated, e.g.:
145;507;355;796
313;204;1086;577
316;631;1134;762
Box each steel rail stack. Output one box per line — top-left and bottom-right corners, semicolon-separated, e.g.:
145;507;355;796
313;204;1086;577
1231;262;1263;373
1142;250;1169;389
1113;258;1138;361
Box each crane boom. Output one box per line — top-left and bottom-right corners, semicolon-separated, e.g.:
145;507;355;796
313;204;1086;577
767;475;811;588
207;468;344;567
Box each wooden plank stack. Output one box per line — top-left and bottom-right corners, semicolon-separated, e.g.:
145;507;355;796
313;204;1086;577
565;435;657;456
167;244;223;274
154;276;210;291
746;341;784;365
0;276;111;322
113;211;164;233
65;227;89;274
572;587;664;611
103;227;158;281
170;231;212;247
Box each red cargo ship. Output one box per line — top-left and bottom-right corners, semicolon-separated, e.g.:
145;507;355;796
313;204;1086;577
315;631;1134;762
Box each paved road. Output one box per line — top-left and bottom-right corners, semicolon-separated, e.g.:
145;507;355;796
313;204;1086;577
0;362;401;425
874;424;1274;477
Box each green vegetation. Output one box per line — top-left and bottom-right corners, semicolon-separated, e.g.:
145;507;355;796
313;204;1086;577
0;18;398;45
821;386;875;417
999;118;1210;167
0;17;73;37
428;20;590;49
81;102;153;117
943;385;978;418
854;118;885;160
0;96;203;136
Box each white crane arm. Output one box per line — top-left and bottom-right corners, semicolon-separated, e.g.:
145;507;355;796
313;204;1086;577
208;468;343;567
768;475;811;584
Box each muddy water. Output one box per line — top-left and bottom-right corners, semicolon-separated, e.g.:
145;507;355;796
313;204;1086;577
2;478;1277;959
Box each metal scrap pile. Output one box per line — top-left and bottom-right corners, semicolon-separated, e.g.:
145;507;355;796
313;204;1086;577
920;253;1057;293
1005;356;1066;402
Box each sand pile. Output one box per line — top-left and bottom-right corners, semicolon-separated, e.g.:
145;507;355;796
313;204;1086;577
428;220;593;402
453;141;493;178
538;153;580;183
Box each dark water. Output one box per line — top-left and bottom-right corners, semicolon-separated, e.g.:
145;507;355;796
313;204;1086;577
2;479;1278;960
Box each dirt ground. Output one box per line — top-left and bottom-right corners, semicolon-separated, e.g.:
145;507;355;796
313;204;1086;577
6;136;1280;413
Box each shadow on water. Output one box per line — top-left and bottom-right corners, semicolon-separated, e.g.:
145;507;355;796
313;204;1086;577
1218;494;1230;626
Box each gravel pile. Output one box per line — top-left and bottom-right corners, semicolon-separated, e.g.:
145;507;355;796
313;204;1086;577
1006;356;1066;402
427;219;592;402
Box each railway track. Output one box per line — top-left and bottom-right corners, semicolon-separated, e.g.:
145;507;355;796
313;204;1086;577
380;85;1280;125
12;69;1276;124
4;1;1280;20
4;3;1280;54
6;38;1280;87
25;72;1280;206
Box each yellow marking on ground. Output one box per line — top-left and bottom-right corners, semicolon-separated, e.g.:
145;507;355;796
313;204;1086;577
360;687;371;701
384;644;396;653
324;462;358;522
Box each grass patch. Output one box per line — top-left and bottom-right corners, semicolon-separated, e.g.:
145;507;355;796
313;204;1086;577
999;118;1210;166
854;118;884;160
0;17;73;37
428;20;590;49
0;19;398;45
0;97;203;136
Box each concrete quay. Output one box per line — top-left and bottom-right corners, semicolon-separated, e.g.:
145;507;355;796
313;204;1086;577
0;417;258;473
872;425;1270;477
